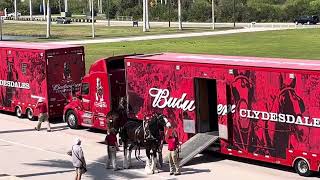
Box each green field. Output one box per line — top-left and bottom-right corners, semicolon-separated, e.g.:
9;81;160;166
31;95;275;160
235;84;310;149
84;28;320;70
2;23;222;40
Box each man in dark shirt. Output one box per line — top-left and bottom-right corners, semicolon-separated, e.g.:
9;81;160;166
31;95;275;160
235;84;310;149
34;98;51;132
105;128;120;171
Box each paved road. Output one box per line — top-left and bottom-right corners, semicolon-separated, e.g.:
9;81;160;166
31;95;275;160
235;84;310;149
0;113;318;180
48;27;294;45
4;19;319;28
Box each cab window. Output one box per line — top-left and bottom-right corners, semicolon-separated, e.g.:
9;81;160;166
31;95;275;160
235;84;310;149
81;83;89;95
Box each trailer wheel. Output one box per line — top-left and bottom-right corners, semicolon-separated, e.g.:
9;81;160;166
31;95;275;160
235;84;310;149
294;158;312;177
66;110;79;129
15;106;23;118
26;108;35;121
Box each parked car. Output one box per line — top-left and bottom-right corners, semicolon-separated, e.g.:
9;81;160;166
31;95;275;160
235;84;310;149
7;12;21;17
56;17;71;24
294;15;319;25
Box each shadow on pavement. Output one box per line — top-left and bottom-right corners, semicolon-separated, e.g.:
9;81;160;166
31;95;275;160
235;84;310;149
16;169;75;178
0;125;69;134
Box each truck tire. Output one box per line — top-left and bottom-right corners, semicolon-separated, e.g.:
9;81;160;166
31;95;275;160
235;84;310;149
307;21;310;25
295;21;299;25
26;108;35;121
15;106;23;118
66;110;79;129
294;158;312;177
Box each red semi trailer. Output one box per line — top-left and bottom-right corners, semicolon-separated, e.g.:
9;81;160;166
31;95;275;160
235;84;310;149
0;42;85;120
64;53;320;176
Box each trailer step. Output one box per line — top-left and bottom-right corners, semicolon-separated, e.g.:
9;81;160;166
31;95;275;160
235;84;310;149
164;131;219;166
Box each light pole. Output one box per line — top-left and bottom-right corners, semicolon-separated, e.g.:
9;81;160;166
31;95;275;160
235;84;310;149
178;0;182;30
146;0;149;30
168;0;171;27
143;0;146;32
64;0;68;13
14;0;17;20
29;0;33;20
43;0;46;20
233;0;235;28
92;0;95;38
212;0;215;30
107;0;110;26
46;0;51;38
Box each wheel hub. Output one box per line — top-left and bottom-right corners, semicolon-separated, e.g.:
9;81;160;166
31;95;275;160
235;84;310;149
298;160;308;174
68;114;76;126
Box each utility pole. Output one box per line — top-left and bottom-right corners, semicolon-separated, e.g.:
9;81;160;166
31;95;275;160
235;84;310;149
92;0;95;38
212;0;215;30
178;0;182;30
168;0;171;27
146;0;150;30
14;0;17;20
43;0;46;20
29;0;33;20
64;0;68;13
99;0;103;13
107;0;110;26
233;0;235;28
46;0;51;38
143;0;147;32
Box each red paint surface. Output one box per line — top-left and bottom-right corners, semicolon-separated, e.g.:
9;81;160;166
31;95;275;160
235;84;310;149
0;43;85;118
124;53;320;170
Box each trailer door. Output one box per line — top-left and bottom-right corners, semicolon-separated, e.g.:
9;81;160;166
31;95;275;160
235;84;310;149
216;80;232;141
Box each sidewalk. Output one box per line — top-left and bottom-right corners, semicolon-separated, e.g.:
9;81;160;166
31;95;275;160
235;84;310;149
49;27;294;45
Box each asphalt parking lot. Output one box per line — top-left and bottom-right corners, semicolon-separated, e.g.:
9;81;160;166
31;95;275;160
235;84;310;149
0;112;317;180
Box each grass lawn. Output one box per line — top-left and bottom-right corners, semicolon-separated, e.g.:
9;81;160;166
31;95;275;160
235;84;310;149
85;28;320;70
2;23;224;40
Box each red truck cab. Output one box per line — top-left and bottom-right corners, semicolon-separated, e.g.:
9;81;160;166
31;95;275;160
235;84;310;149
63;55;127;130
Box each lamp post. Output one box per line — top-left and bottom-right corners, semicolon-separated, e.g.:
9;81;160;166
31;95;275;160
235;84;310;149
233;0;235;28
92;0;95;38
14;0;17;20
178;0;182;30
168;0;171;27
43;0;46;20
46;0;51;38
212;0;215;30
29;0;33;20
107;0;110;26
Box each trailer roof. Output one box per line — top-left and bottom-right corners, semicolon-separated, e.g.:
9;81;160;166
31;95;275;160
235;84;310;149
127;53;320;71
0;42;81;50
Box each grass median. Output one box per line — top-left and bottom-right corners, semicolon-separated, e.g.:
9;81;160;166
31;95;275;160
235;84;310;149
2;22;227;40
84;28;320;70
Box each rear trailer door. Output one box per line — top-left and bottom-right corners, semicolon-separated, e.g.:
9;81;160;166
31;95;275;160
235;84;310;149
46;51;85;118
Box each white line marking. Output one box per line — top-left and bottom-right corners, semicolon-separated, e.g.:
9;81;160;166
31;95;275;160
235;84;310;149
0;138;167;179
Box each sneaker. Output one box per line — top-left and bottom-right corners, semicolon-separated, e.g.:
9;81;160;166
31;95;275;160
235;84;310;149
169;172;174;175
47;129;52;132
174;172;181;176
34;127;39;131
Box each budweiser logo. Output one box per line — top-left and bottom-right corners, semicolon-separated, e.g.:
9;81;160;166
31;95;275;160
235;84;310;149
149;88;195;111
0;80;30;89
52;83;81;93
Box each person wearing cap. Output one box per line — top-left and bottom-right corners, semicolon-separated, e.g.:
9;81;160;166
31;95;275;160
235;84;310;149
105;127;120;171
166;128;181;176
67;138;87;180
34;98;51;132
